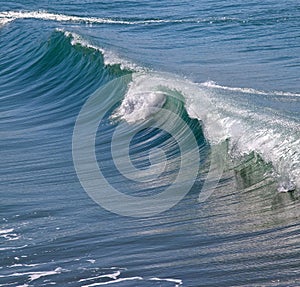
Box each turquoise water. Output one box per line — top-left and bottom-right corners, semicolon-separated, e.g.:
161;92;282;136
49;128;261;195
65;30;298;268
1;1;300;286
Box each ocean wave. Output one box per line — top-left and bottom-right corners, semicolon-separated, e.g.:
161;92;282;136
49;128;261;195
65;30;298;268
57;29;142;71
114;72;300;191
1;26;299;196
1;3;300;286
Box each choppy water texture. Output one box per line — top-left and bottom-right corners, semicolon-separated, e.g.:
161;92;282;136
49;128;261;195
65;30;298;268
1;1;300;286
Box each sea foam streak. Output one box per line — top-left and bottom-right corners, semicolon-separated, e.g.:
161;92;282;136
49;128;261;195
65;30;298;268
78;271;121;282
0;10;141;25
0;10;206;26
150;277;183;286
201;81;300;98
0;267;63;282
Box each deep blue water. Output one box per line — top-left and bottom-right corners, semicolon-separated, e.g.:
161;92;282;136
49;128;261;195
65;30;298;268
1;1;300;286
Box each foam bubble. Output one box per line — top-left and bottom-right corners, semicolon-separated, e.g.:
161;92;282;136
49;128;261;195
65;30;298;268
112;73;166;123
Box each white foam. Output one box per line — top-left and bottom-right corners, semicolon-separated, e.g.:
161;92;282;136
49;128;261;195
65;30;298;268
197;82;300;190
81;276;143;287
0;228;14;234
9;263;41;268
278;181;296;193
115;73;223;139
0;17;14;26
29;268;63;281
0;10;192;26
0;228;20;241
0;267;63;282
79;271;121;282
112;73;166;123
150;277;183;286
201;80;300;97
2;234;20;241
0;244;27;251
0;10;133;25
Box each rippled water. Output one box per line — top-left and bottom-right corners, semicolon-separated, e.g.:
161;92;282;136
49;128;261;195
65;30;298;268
1;1;300;286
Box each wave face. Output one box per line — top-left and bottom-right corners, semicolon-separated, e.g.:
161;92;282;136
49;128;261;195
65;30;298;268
1;2;300;287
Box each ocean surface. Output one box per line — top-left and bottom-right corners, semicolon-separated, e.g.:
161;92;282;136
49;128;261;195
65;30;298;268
1;1;300;286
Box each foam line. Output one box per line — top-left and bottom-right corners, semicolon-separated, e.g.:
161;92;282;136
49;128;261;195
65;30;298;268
201;81;300;97
0;267;63;281
150;277;183;286
81;277;143;286
0;228;14;234
0;245;27;251
0;10;196;25
79;271;121;282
